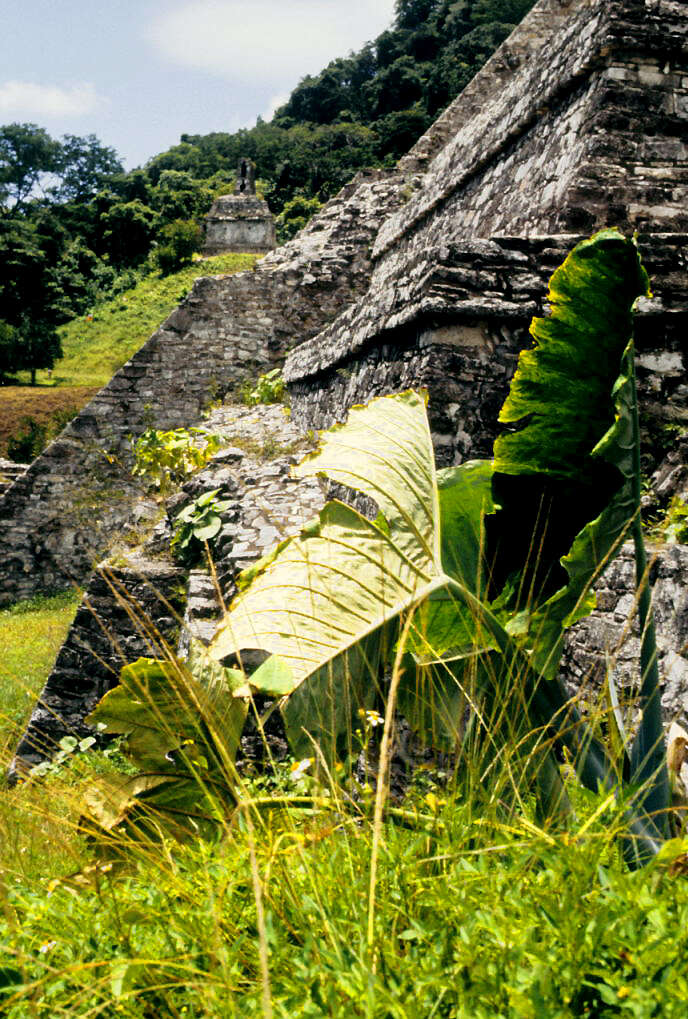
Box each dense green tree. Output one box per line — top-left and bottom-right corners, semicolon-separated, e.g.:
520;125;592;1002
11;317;63;385
363;55;427;118
471;0;533;24
99;199;159;267
0;219;67;382
276;195;323;242
53;134;123;203
395;0;442;30
0;320;20;381
145;143;204;185
375;106;431;160
0;123;61;212
154;170;214;223
156;219;203;273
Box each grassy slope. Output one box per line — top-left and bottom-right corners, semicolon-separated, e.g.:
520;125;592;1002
0;591;80;752
1;751;688;1015
46;253;258;388
1;592;688;1015
29;252;258;389
0;254;258;454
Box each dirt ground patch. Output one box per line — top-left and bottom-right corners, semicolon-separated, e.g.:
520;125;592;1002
0;386;100;457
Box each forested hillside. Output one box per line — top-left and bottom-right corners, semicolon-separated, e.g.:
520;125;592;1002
0;0;534;384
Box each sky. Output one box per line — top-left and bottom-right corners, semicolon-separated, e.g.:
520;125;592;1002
1;0;397;170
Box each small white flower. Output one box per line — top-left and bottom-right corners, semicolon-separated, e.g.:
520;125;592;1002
39;940;56;954
289;758;313;781
365;710;384;728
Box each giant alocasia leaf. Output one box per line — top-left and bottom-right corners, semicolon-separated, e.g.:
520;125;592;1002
83;653;246;839
490;229;668;848
210;390;496;757
492;231;651;677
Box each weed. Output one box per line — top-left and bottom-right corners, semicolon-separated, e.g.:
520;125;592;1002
240;368;287;407
653;493;688;544
131;427;222;494
5;405;80;462
171;488;233;565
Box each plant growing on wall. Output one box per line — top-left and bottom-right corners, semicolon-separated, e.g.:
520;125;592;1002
208;230;668;862
240;368;286;407
171;488;233;565
131;426;222;494
83;654;247;841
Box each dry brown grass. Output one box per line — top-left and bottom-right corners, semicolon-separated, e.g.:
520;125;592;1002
0;385;99;456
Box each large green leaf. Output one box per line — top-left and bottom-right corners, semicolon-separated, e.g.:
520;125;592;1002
84;655;247;839
495;230;649;481
489;229;668;849
210;391;496;753
293;389;440;570
490;232;651;676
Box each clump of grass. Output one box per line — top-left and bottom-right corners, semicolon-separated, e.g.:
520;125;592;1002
2;715;688;1017
1;581;685;1017
223;432;310;461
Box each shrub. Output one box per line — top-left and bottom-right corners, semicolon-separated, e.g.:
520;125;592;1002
156;219;203;274
276;194;323;242
171;488;233;565
6;416;47;462
240;367;286;406
6;407;80;463
131;426;222;494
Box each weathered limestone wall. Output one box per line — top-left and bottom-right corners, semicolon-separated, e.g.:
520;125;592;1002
11;402;325;774
286;234;688;467
280;0;688;732
0;169;406;607
376;0;688;265
0;458;28;498
562;544;688;721
398;0;594;174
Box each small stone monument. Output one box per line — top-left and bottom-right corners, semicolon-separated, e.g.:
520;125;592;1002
202;158;276;255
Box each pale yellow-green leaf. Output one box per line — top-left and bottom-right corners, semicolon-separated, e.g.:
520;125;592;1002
294;389;439;570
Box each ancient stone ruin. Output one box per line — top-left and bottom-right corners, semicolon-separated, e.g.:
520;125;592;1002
202;157;276;255
4;0;688;771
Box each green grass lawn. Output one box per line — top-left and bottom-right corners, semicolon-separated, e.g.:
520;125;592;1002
19;253;258;390
0;590;81;752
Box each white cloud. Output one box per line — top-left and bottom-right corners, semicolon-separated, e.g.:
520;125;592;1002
146;0;397;83
0;81;104;118
262;92;289;121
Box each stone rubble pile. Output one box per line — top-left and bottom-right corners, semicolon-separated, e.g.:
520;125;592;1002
0;458;28;498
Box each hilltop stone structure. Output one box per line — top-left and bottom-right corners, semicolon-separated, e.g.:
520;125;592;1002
202;158;276;254
5;0;688;771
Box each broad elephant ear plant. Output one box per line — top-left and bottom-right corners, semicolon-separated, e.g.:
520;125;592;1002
86;230;670;865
